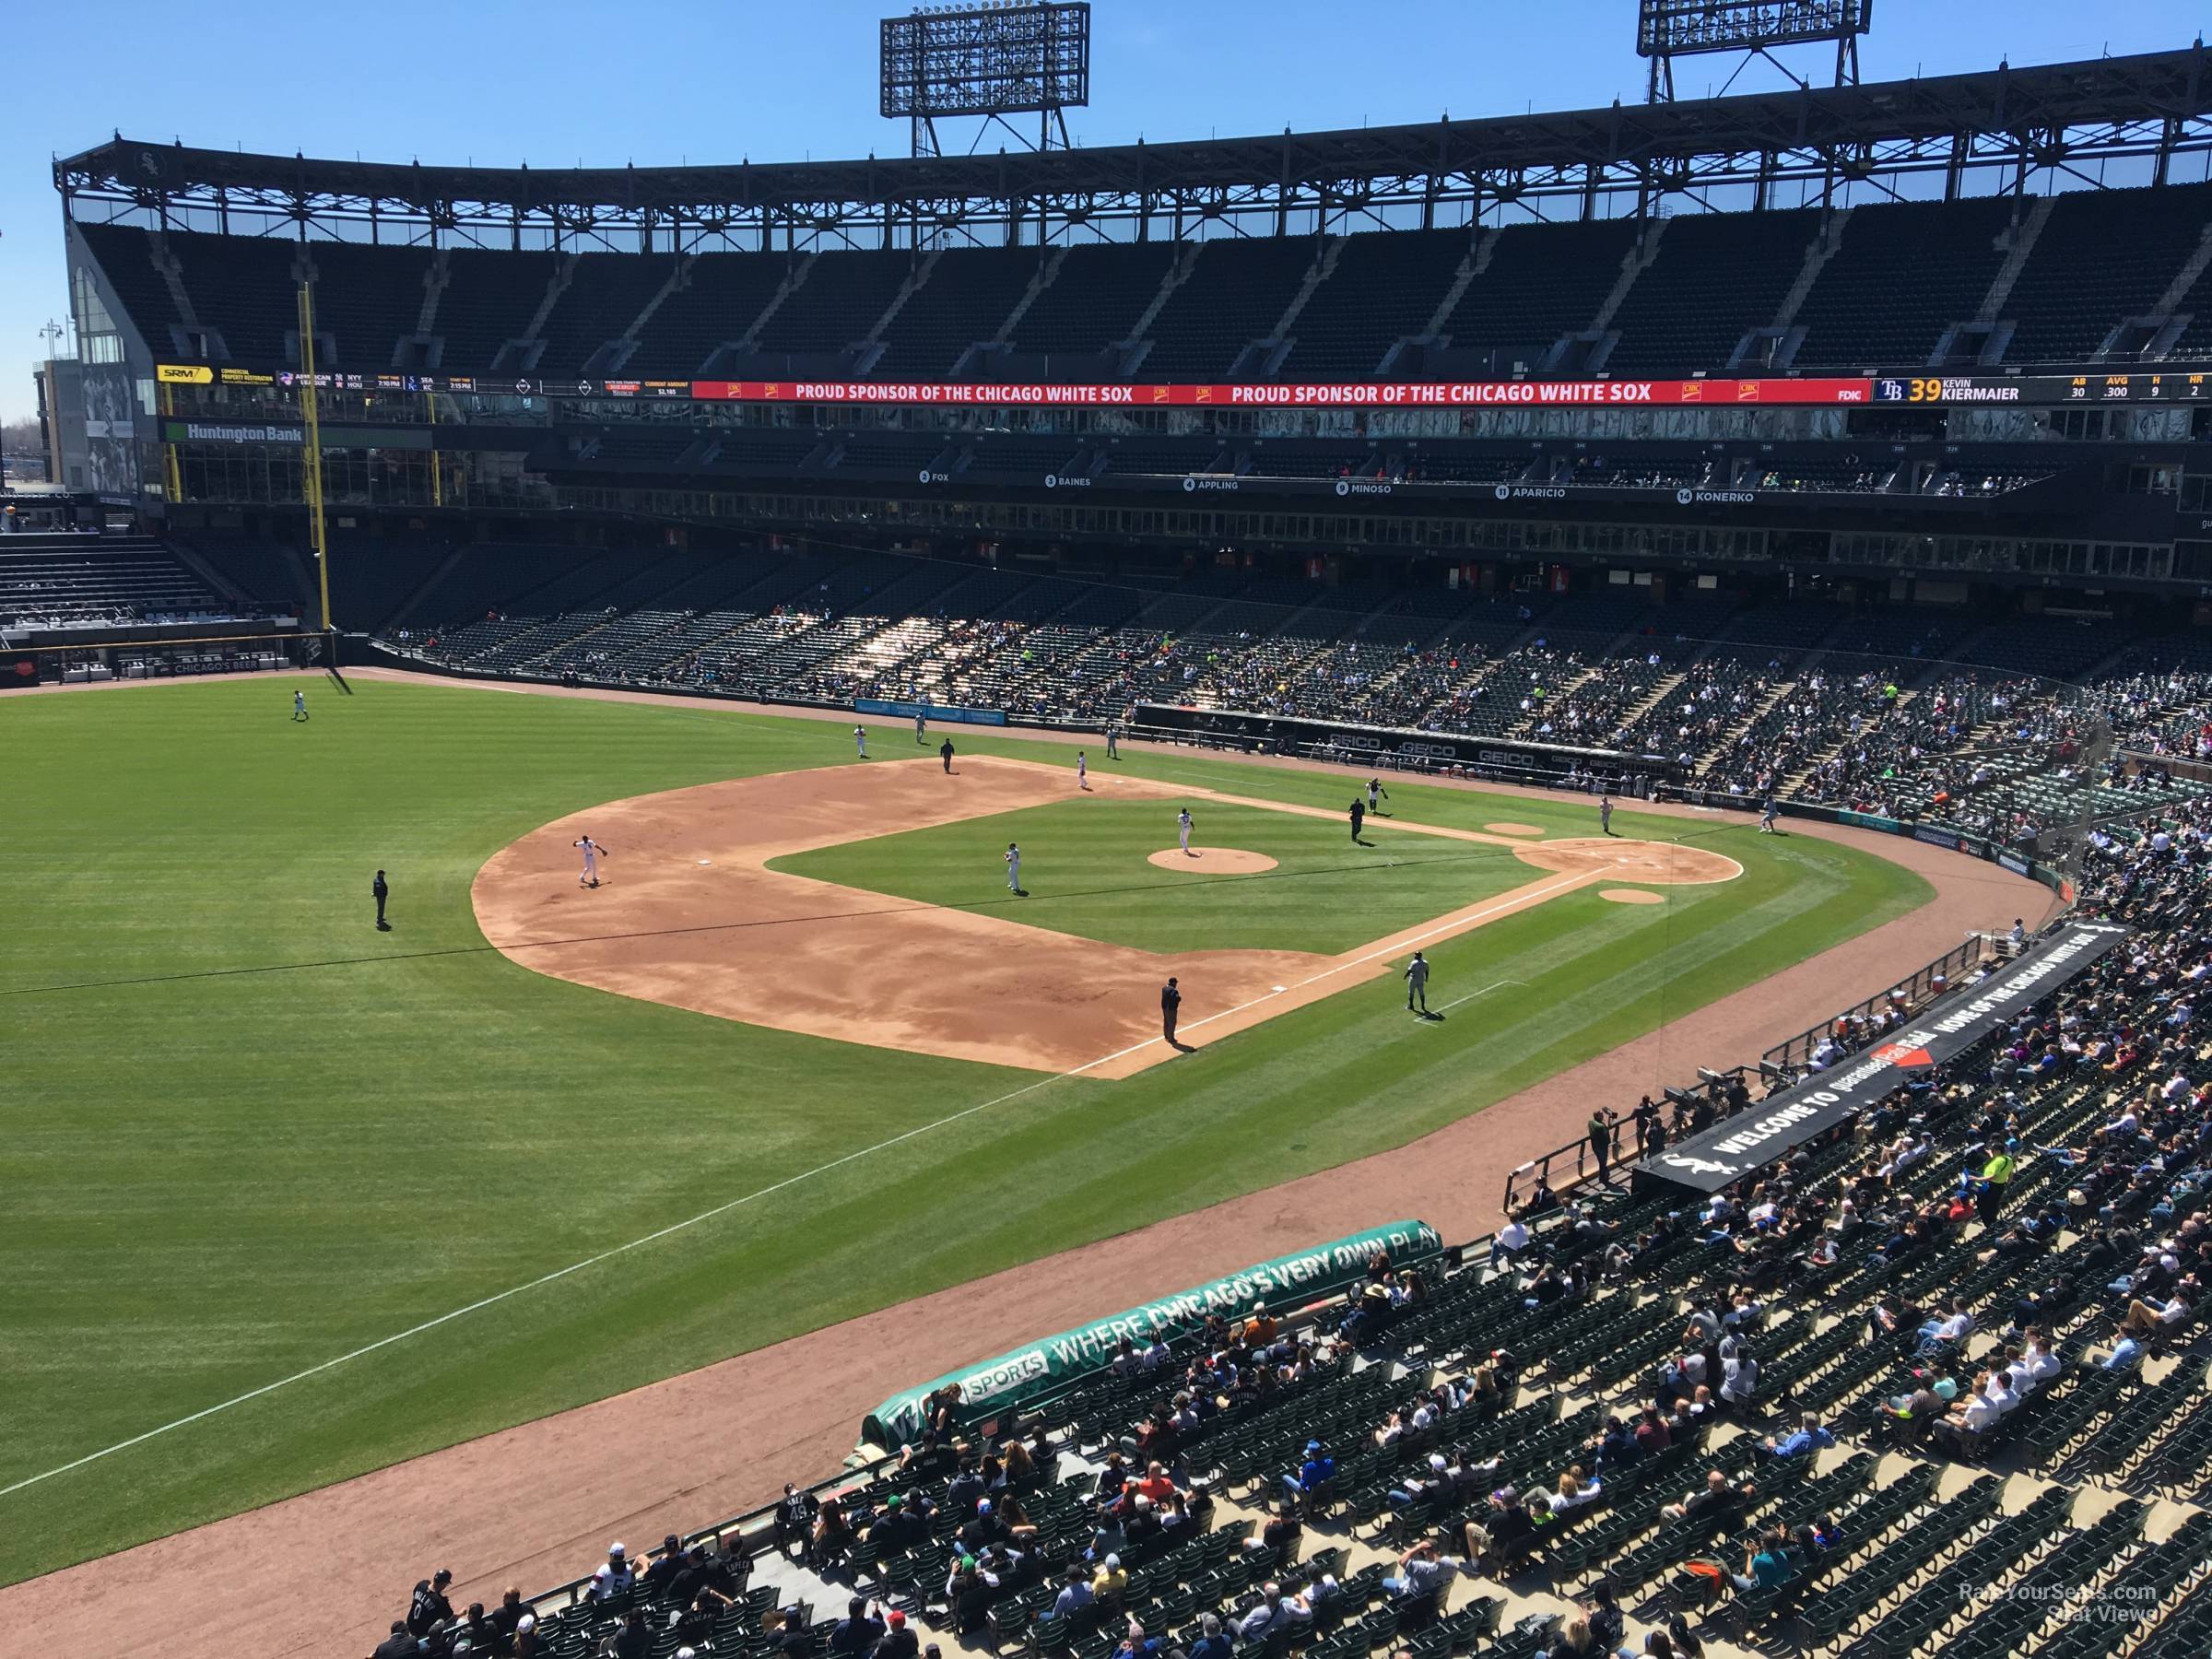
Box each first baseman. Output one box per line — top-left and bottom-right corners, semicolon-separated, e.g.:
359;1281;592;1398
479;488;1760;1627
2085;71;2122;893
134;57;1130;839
574;834;607;888
1405;950;1430;1013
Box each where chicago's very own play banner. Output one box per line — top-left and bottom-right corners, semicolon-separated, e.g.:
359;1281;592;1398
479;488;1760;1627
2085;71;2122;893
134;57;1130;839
1636;920;2134;1194
862;1219;1441;1449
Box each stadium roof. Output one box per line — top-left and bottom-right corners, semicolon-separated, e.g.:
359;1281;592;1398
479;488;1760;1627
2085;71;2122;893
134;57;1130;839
55;45;2212;248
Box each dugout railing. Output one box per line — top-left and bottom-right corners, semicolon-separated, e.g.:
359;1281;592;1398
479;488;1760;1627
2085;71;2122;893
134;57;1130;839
1758;933;1999;1077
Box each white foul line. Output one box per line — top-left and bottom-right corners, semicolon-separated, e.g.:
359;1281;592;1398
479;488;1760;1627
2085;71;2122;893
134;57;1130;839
1432;978;1526;1015
0;865;1602;1500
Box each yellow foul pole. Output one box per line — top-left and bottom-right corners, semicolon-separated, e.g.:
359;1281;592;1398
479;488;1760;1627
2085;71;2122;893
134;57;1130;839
296;281;333;634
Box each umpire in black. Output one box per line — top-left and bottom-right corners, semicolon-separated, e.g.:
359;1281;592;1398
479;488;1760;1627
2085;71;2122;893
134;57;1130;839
373;869;391;931
1162;976;1182;1048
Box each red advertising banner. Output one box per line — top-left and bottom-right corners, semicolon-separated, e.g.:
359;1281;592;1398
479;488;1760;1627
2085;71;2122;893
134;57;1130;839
688;377;1874;407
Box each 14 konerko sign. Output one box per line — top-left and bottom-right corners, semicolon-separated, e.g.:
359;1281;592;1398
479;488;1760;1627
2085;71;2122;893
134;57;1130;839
1637;920;2133;1194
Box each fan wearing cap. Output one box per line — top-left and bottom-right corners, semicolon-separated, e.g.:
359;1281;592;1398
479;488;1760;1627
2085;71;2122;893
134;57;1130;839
959;1494;1006;1553
406;1568;456;1638
877;1609;921;1659
1090;1551;1129;1603
584;1541;636;1603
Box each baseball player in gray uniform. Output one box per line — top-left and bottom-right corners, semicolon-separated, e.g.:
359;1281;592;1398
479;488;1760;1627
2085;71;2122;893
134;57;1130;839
1005;841;1022;894
1405;950;1430;1014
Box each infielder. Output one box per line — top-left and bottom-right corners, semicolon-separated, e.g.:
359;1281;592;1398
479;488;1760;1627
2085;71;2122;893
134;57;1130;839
853;724;868;759
1367;777;1389;816
292;688;308;723
1599;794;1614;836
914;706;927;744
1759;796;1780;833
1106;723;1120;760
1077;751;1089;791
1405;950;1430;1014
1005;841;1022;893
1178;807;1194;855
573;834;608;888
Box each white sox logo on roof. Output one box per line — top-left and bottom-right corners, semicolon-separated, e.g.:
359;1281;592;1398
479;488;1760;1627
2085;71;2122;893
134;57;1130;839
1663;1152;1738;1178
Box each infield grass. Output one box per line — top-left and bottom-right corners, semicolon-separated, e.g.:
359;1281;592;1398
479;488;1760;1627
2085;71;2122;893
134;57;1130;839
1;677;1926;1586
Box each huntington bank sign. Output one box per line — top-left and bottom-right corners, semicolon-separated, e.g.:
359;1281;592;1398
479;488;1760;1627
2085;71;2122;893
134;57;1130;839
862;1219;1441;1448
1637;921;2132;1194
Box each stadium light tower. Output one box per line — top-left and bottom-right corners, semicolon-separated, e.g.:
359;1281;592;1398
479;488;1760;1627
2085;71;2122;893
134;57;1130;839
880;1;1091;159
1637;0;1872;102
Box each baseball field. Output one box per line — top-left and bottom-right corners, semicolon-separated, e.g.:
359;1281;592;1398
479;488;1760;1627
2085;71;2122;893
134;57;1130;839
3;671;1931;1591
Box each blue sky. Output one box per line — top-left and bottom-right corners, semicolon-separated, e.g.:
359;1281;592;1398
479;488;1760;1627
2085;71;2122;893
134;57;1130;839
2;0;2206;421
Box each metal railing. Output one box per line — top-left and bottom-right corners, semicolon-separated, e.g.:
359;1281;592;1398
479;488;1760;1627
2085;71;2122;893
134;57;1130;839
1759;933;1995;1076
1500;1066;1754;1213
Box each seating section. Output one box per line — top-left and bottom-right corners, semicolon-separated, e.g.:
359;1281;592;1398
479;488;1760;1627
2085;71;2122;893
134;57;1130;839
1790;196;2019;366
1281;230;1469;377
0;535;244;631
1604;210;1820;373
1139;239;1319;378
81;182;2212;378
2003;182;2212;362
381;543;2212;839
1438;218;1642;368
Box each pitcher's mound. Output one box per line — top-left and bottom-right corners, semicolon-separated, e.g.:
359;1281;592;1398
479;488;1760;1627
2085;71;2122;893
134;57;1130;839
1600;888;1666;905
1148;847;1278;874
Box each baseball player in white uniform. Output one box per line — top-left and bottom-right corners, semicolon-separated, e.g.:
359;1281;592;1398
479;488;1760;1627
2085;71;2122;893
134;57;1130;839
1005;841;1022;893
1367;777;1388;816
1178;808;1194;855
853;724;868;759
292;688;308;723
573;835;607;888
1599;794;1614;836
1077;751;1089;791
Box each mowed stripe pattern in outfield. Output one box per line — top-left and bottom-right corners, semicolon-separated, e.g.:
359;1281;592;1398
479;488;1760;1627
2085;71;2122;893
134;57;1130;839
0;677;1931;1597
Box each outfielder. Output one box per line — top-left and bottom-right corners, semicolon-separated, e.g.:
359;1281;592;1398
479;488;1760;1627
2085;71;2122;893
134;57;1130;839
1405;950;1430;1014
1178;807;1194;855
853;724;868;759
1005;841;1022;893
573;835;608;888
292;688;308;723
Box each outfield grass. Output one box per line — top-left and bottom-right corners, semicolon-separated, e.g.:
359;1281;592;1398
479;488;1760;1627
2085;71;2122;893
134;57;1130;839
771;798;1537;954
0;677;1927;1585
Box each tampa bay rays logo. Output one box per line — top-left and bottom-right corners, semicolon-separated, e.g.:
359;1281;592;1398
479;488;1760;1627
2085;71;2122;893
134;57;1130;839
1662;1151;1739;1178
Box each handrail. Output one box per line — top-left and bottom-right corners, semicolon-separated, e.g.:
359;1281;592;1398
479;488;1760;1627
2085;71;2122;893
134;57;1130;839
1759;934;1994;1076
